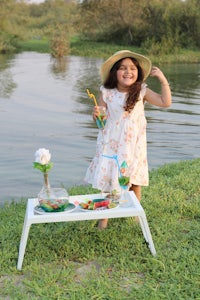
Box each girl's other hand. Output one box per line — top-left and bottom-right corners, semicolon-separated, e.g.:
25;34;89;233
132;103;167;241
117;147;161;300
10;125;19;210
150;66;168;84
150;66;164;78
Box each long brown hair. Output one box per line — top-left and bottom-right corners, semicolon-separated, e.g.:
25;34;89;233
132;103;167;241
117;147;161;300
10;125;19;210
104;57;144;112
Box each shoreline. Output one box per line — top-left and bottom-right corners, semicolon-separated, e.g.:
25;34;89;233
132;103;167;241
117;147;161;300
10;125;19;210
1;158;199;209
16;39;200;64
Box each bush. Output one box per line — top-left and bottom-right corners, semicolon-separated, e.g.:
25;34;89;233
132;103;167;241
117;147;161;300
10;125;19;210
0;32;18;54
142;36;180;56
49;30;70;58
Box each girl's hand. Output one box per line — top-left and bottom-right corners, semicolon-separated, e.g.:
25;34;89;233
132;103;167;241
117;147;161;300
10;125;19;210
93;106;107;121
145;66;171;108
93;106;99;121
150;66;169;85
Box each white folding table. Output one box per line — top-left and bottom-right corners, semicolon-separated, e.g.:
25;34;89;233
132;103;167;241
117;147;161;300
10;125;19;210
17;191;156;270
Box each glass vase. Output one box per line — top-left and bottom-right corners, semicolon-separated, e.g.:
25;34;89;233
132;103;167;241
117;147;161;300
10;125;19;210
38;173;69;212
118;167;131;207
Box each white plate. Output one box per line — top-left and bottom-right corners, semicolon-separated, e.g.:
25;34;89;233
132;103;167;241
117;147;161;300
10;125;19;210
78;203;119;212
34;203;76;215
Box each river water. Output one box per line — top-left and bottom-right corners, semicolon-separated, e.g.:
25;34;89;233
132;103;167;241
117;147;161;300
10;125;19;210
0;52;199;205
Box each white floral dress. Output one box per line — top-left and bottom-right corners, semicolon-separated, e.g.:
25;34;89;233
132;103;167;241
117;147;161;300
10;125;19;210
84;83;149;192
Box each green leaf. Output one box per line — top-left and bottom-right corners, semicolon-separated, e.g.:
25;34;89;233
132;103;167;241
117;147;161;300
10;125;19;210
118;176;130;186
45;163;53;172
33;162;53;173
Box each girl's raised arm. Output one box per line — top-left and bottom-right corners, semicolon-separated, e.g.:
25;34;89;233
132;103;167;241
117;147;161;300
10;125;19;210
145;66;172;108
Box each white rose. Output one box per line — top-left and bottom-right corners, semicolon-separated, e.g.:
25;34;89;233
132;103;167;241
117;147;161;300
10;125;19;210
35;148;51;165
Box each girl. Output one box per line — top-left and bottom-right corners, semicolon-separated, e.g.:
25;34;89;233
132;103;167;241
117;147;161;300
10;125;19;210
85;50;171;229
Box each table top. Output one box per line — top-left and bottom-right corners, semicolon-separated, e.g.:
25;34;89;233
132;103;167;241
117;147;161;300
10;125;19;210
26;192;145;224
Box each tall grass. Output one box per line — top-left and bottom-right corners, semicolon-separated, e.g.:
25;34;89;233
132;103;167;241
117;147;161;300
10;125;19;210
17;39;50;53
17;38;200;64
0;159;199;299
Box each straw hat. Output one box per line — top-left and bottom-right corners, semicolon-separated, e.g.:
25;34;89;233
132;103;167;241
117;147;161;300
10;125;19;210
100;50;152;83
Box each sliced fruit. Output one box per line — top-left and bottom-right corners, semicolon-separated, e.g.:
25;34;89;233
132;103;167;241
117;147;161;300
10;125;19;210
108;202;117;209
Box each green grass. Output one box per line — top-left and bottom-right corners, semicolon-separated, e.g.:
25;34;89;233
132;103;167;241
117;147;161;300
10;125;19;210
17;38;50;53
0;159;200;299
17;38;200;64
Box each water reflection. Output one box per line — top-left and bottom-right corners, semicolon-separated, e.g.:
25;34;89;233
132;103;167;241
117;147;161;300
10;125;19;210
0;52;199;205
0;54;17;98
49;57;69;79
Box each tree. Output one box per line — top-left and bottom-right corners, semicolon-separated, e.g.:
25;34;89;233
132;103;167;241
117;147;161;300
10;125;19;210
78;0;145;45
0;0;30;53
165;0;200;48
78;0;200;49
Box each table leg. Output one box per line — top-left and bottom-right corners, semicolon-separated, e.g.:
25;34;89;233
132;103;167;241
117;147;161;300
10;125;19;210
17;216;31;270
138;214;156;256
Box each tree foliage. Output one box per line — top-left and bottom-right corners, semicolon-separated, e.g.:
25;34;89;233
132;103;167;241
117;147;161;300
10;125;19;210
0;0;199;54
0;0;29;53
77;0;145;44
0;0;77;54
78;0;200;52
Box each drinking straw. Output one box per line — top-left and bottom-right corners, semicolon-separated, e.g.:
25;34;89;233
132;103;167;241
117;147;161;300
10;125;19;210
86;88;98;106
102;154;122;177
86;88;105;128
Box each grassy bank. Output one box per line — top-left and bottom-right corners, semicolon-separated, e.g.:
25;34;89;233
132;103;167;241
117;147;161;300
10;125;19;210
17;38;200;64
0;159;199;299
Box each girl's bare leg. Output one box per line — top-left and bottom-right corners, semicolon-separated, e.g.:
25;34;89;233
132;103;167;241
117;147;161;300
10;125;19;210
129;184;141;201
98;218;108;229
98;185;141;229
98;189;109;229
129;185;141;223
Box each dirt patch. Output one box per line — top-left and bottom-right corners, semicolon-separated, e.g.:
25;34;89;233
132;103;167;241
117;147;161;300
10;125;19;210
75;260;101;282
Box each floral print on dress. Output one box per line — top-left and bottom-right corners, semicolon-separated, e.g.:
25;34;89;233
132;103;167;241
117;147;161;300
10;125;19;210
85;83;149;192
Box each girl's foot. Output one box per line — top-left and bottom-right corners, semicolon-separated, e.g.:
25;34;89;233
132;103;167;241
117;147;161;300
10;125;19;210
98;219;108;230
135;216;140;224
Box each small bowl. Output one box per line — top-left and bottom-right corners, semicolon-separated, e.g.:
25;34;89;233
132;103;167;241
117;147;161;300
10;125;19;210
38;188;69;212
